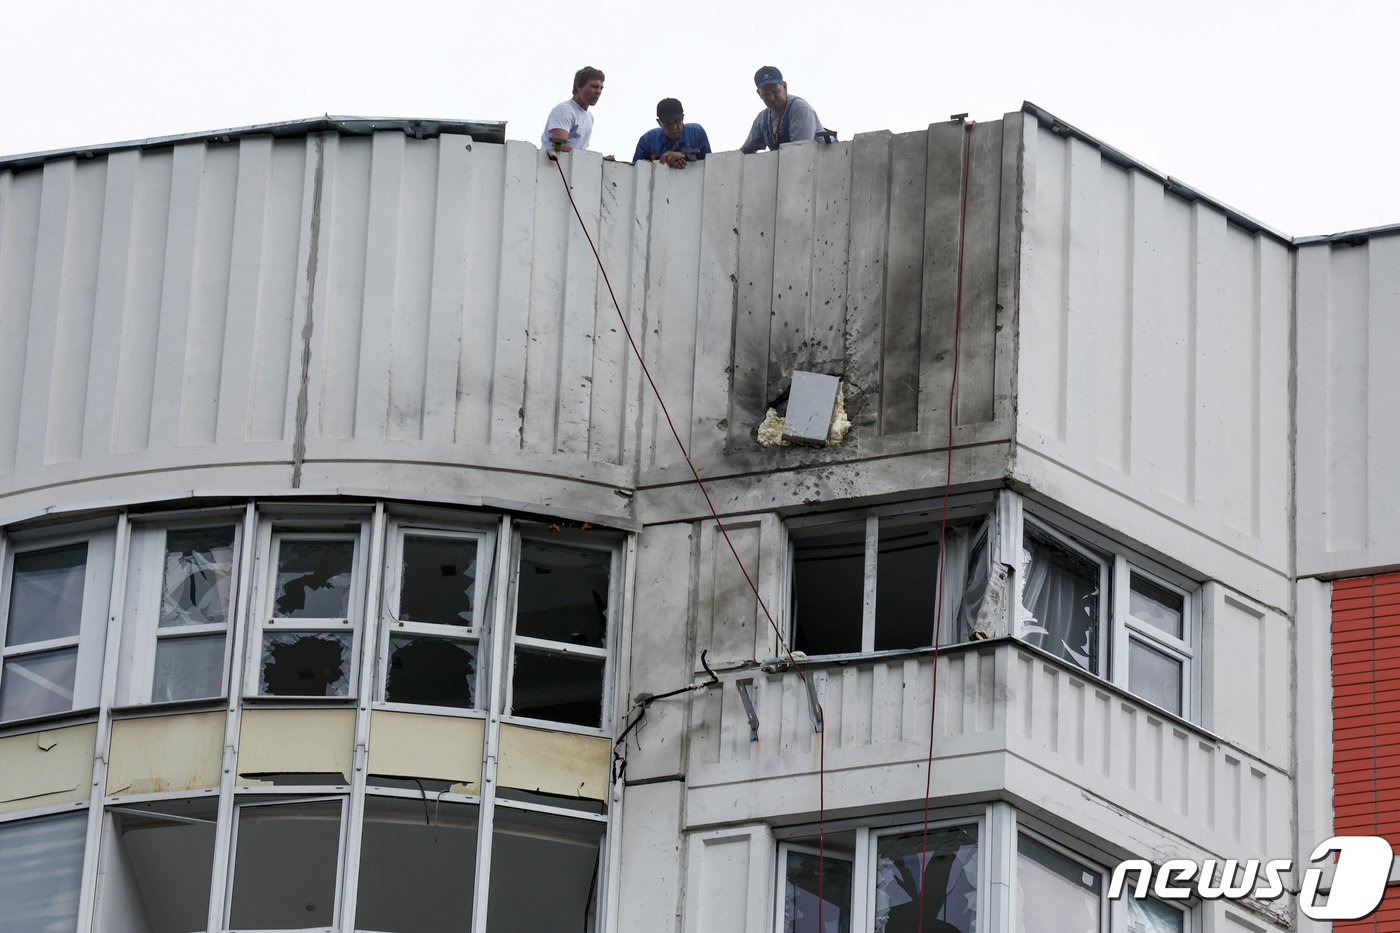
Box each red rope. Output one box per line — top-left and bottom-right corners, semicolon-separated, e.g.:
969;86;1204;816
545;151;829;921
917;119;976;932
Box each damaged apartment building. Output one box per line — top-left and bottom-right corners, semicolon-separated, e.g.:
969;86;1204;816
0;106;1395;933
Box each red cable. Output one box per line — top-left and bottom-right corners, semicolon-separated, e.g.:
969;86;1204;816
917;119;976;932
545;152;829;923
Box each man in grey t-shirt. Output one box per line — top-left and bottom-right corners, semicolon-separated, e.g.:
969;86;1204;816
542;66;605;153
740;65;824;153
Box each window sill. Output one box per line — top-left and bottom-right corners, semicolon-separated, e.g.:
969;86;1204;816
0;707;99;739
110;697;230;720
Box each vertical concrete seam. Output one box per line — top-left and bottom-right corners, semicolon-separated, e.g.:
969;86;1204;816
291;134;326;488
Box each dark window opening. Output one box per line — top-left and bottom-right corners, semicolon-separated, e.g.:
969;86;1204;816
385;634;477;708
511;648;605;728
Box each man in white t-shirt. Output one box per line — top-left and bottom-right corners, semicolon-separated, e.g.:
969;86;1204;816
542;66;605;153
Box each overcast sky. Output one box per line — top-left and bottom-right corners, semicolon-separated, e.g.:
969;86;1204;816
3;0;1395;237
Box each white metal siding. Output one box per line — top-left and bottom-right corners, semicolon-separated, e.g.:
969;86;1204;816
1018;125;1292;605
1296;233;1400;577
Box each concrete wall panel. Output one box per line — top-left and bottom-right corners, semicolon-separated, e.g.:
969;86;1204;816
1018;123;1293;603
1296;233;1400;575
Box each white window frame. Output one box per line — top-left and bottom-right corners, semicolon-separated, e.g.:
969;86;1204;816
0;526;115;723
504;529;621;733
1013;824;1194;933
119;514;245;706
224;795;348;932
377;520;498;711
773;809;989;933
246;519;371;699
1016;508;1201;721
784;499;994;659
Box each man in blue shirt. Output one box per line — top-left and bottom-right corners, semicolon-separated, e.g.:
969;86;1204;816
633;98;711;169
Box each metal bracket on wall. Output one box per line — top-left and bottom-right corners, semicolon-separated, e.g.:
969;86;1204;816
736;680;760;742
802;673;824;734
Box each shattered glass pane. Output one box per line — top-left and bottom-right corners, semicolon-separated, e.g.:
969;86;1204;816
385;634;477;708
874;825;978;933
229;800;341;930
6;543;87;646
152;633;226;702
273;538;354;619
784;849;853;933
511;648;604;727
791;524;865;655
1015;834;1101;933
515;541;609;648
0;647;78;721
260;632;352;696
400;535;477;627
1018;527;1102;675
357;797;479;933
159;526;235;628
0;812;86;932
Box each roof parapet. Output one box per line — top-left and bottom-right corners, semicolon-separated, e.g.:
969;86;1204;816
0;115;508;172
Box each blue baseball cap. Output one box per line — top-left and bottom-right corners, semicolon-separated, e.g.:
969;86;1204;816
754;66;783;87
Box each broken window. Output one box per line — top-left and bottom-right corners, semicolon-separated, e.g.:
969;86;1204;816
510;538;614;728
780;838;854;933
0;530;114;722
381;527;492;710
97;797;218;932
153;525;238;702
226;798;344;930
1017;513;1198;718
874;824;979;933
789;511;991;656
1017;524;1105;675
0;811;87;931
254;531;363;697
356;796;479;932
485;806;604;932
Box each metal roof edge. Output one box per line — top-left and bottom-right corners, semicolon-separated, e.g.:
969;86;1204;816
0;115;508;171
1293;223;1400;247
1020;101;1294;245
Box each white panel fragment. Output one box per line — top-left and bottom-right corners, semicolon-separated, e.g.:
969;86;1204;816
782;371;840;444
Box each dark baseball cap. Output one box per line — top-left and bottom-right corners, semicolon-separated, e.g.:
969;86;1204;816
656;98;684;120
754;66;783;87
